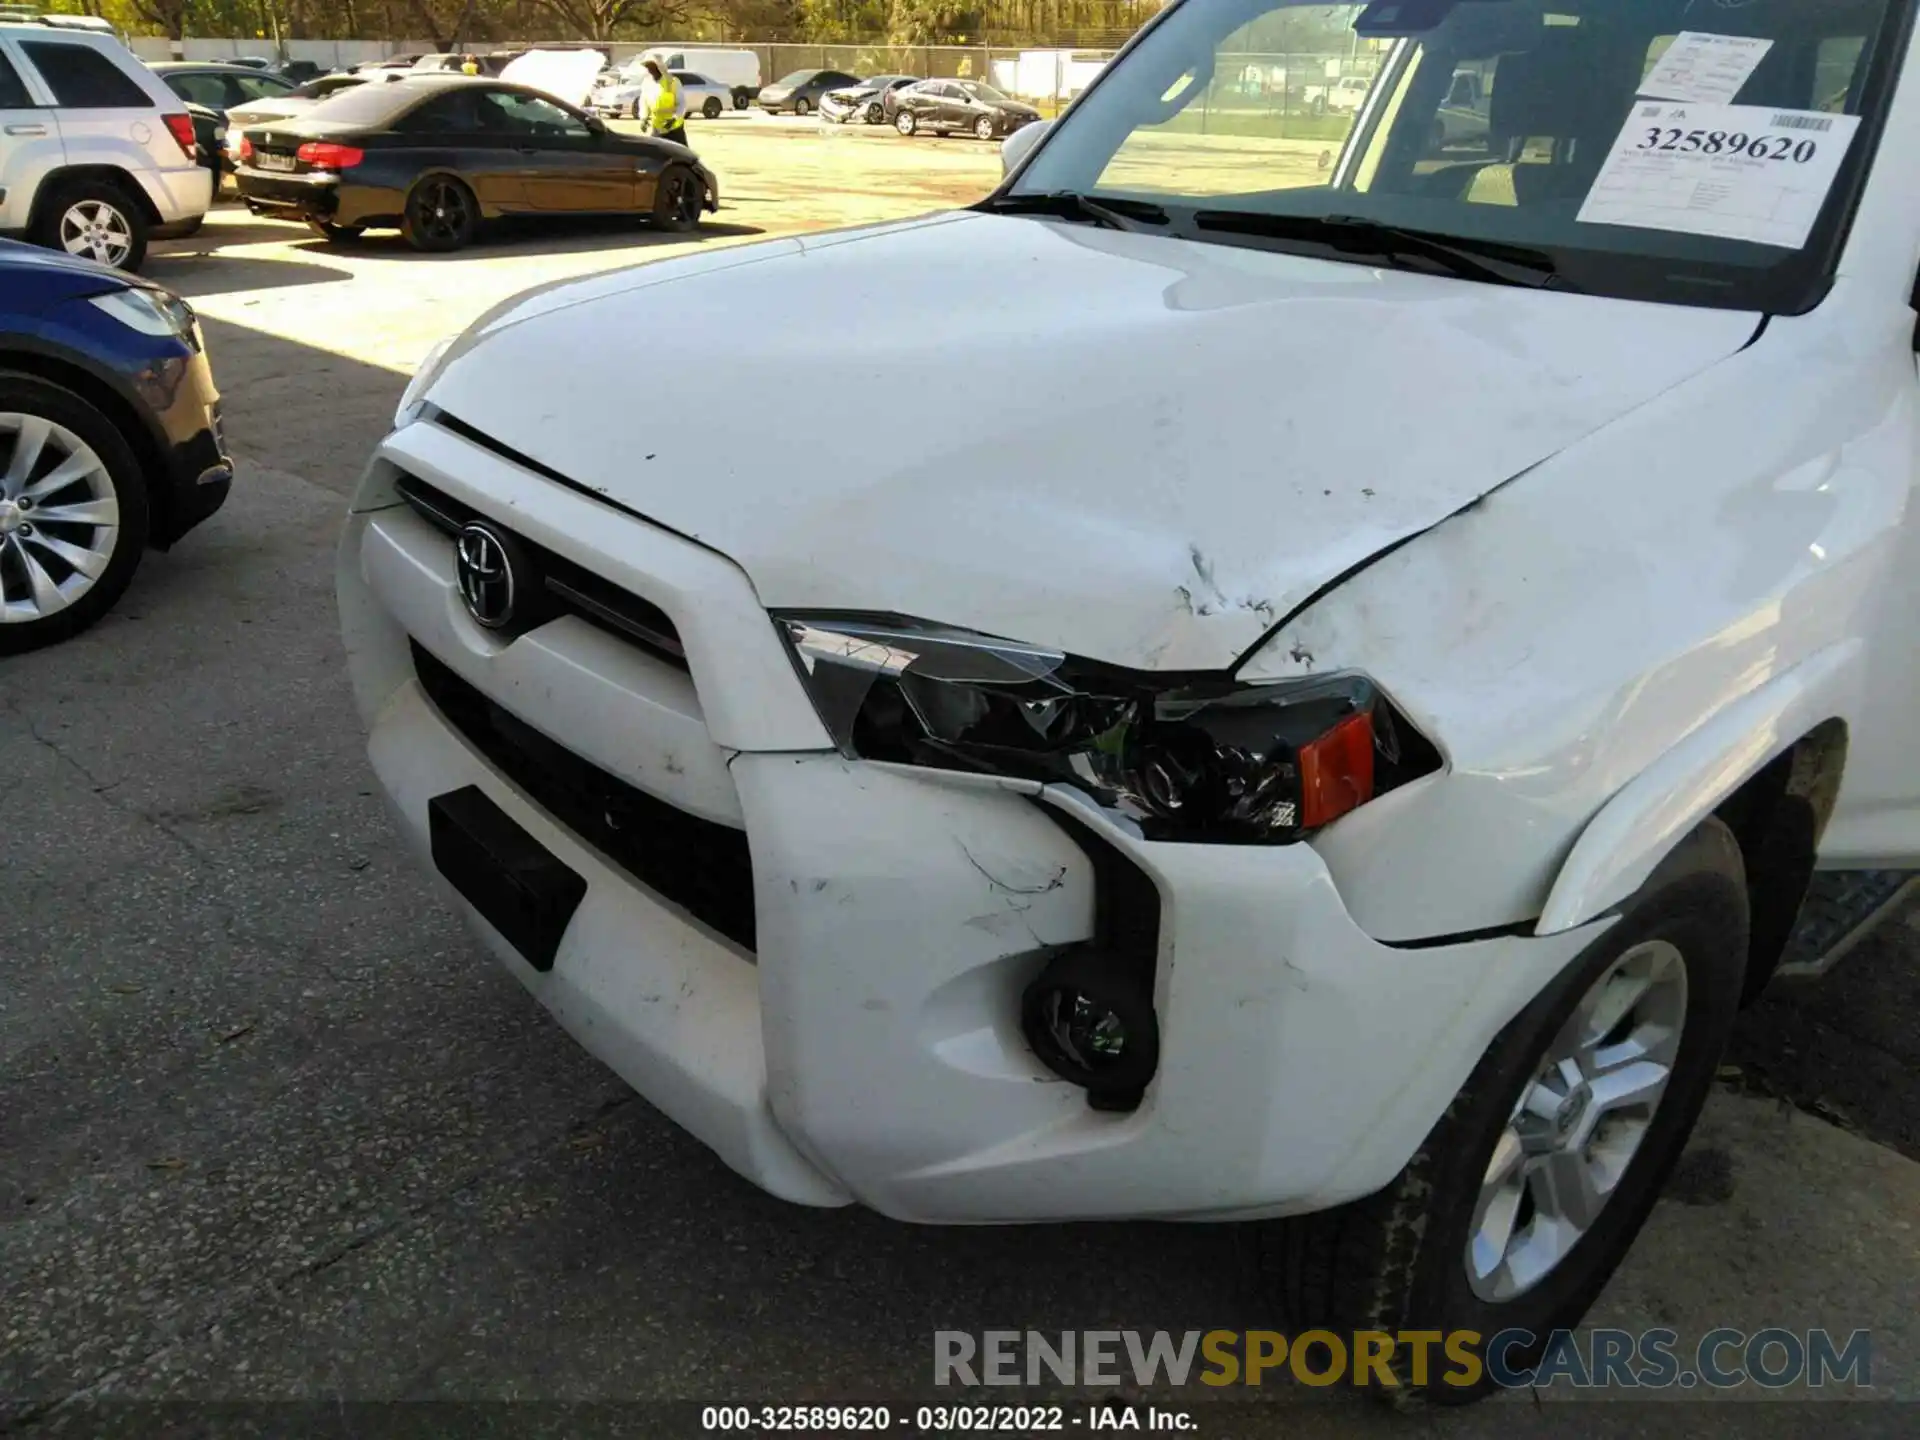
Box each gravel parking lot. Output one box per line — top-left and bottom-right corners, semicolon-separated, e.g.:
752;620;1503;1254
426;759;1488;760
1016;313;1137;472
5;113;1920;1437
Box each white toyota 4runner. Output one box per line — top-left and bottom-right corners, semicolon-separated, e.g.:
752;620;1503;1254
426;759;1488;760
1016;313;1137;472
341;0;1920;1399
0;21;211;270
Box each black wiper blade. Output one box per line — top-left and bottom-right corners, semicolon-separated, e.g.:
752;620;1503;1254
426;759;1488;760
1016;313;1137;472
979;190;1169;232
1191;210;1564;290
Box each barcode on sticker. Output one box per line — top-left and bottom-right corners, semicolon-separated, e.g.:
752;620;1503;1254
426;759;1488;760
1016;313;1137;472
1771;113;1834;131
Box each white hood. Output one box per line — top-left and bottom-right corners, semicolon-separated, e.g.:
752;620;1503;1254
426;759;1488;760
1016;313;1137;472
422;213;1759;671
499;48;606;108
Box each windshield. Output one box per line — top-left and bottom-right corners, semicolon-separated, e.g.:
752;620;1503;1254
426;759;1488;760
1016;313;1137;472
774;70;820;87
959;81;1011;102
1011;0;1913;310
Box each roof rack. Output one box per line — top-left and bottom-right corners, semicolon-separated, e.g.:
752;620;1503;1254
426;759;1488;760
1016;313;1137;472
0;9;122;34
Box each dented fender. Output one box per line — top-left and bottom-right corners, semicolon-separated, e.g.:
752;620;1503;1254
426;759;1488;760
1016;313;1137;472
1536;642;1863;934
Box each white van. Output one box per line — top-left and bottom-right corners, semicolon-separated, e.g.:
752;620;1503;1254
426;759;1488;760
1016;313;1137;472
344;0;1920;1403
637;45;760;107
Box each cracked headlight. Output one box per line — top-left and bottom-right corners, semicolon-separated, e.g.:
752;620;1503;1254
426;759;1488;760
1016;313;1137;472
774;613;1437;843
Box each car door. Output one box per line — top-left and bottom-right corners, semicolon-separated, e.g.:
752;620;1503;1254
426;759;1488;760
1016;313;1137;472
486;90;633;212
391;88;526;212
0;42;62;235
18;37;182;182
934;82;967;128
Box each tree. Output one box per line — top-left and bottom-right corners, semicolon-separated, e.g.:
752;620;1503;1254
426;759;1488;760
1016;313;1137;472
405;0;481;50
528;0;693;43
888;0;983;45
129;0;196;42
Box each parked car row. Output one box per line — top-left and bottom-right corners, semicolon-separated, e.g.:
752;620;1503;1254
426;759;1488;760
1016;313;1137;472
813;71;1044;138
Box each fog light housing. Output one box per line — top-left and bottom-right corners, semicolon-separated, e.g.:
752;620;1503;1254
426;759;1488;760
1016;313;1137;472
1021;947;1159;1108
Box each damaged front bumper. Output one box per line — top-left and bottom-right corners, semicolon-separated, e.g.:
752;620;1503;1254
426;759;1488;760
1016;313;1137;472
339;418;1605;1223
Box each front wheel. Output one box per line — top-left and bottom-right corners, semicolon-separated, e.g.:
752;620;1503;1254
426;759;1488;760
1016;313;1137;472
651;165;703;233
0;375;151;654
1266;818;1750;1405
866;102;884;124
974;115;995;140
793;96;810;116
895;110;917;135
401;176;477;252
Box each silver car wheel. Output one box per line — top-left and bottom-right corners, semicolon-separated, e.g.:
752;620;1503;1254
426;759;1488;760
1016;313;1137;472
0;413;120;624
59;199;136;268
1464;940;1688;1302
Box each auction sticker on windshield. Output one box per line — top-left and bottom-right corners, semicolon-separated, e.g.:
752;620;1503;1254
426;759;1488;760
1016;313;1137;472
1576;102;1860;249
1637;32;1773;106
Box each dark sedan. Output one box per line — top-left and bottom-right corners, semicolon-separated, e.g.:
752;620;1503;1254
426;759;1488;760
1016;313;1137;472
893;79;1041;139
756;68;860;116
0;241;230;653
234;77;718;252
152;61;299;177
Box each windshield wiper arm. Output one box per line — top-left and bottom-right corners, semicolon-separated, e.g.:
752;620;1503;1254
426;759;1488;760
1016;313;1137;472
979;190;1169;233
1191;210;1564;290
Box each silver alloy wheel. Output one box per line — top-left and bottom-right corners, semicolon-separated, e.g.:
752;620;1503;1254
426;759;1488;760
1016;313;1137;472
59;199;135;268
1464;940;1688;1302
0;414;120;624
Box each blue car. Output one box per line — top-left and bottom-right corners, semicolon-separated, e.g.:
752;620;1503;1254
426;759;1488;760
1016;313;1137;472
0;240;229;653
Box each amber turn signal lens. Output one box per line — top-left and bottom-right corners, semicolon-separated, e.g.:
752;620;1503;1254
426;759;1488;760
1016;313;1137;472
1298;710;1375;829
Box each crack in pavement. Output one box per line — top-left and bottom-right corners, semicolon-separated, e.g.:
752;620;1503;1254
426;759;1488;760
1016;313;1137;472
5;698;205;861
11;1094;641;1425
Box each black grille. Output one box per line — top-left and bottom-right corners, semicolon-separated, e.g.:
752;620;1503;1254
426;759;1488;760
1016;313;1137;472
411;640;756;951
394;474;686;669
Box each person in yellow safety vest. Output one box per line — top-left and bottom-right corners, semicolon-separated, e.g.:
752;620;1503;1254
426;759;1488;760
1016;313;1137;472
459;54;480;76
641;59;689;148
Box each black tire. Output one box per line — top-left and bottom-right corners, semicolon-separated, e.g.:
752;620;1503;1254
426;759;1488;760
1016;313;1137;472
33;180;150;272
400;175;477;253
702;96;722;120
1265;818;1750;1406
896;110;917;135
793;96;810;116
733;89;749;110
0;374;152;655
974;115;995;140
866;102;884;124
307;220;363;244
651;164;703;233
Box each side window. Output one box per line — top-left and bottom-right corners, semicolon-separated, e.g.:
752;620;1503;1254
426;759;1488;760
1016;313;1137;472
1816;36;1868;112
21;41;151;108
165;72;229;108
233;73;294;102
397;93;484;133
488;92;590;139
0;50;32;108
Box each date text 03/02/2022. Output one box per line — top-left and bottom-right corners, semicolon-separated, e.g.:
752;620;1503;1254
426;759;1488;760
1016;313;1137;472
700;1405;1196;1432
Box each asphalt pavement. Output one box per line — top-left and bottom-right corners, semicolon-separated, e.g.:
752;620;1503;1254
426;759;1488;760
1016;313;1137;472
5;170;1920;1437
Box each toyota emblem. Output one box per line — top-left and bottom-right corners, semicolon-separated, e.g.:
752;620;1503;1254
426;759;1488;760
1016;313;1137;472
455;522;516;629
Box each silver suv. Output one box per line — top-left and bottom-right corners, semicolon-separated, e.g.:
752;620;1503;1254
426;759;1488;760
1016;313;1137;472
0;22;212;270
